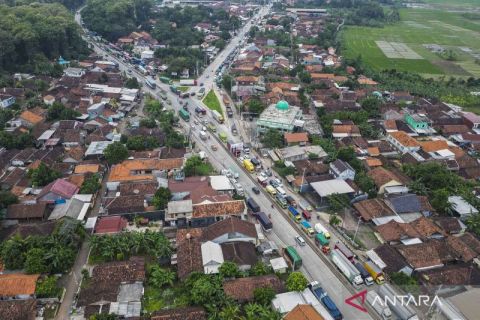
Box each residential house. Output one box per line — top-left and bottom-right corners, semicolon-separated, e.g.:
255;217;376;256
0;274;39;299
418;264;480;289
176;228;203;280
374;244;411;275
0;94;15;108
221;242;257;271
223;275;285;302
386;194;432;219
201;241;224;274
434;217;466;235
367;167;407;194
108;158;183;185
0;299;36;320
329;159;355;181
353;198;396;222
103;194;146;215
448;196;479;220
284;304;325;320
6;203;48;222
19;110;44;127
275;145;327;162
461;112;480;133
77;257;145;319
445;233;480;262
284;132;309;146
397;240;453;271
94;216;128;234
190;200;246;227
404;112;432;134
202;217;258;245
376;220;422;245
332;124;361;138
37;179;79;203
151;307;207;320
387;131;420;154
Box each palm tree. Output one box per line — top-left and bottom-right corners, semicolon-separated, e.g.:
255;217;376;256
218;304;243;320
149;265;176;288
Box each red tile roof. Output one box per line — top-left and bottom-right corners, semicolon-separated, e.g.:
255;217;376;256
94;216;128;234
0;274;39;297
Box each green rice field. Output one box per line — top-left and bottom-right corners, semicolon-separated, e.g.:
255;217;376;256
341;8;480;77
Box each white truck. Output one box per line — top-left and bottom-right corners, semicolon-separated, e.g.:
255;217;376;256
330;249;363;286
367;290;392;320
179;79;196;86
314;223;331;239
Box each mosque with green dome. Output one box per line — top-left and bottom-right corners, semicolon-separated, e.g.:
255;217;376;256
256;100;304;132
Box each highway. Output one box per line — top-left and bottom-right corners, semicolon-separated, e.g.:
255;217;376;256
73;6;375;320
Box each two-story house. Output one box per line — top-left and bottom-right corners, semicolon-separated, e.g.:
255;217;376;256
0;94;15;108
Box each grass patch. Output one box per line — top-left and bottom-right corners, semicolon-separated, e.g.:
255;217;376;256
341;8;480;77
177;86;190;92
142;285;189;314
202;90;223;115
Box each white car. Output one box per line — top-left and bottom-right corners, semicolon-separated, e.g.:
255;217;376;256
295;236;306;246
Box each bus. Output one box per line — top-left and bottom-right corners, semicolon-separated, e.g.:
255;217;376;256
285;246;302;270
288;205;302;223
145;76;156;89
178;109;190;122
159;76;172;84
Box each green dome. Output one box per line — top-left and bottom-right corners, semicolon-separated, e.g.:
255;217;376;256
276;100;289;111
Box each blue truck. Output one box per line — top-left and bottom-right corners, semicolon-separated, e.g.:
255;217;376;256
308;281;343;320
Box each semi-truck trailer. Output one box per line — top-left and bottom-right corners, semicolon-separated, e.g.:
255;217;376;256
366;290;393;320
334;241;354;262
308;281;343;320
354;261;374;285
179;79;197;86
331;249;363;286
364;260;385;284
378;284;419;320
246;198;260;213
254;211;272;232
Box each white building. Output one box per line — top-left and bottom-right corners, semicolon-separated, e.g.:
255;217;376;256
256;100;303;133
201;241;224;274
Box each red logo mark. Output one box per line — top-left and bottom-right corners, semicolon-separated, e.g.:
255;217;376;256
345;290;368;313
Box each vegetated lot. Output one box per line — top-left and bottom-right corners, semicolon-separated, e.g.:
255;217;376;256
342;8;480;77
177;86;190;92
202;89;223;115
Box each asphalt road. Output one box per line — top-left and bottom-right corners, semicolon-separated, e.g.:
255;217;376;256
70;6;376;320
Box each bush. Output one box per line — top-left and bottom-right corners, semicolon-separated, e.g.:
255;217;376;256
36;276;62;298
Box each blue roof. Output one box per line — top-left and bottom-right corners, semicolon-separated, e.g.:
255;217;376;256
388;194;421;214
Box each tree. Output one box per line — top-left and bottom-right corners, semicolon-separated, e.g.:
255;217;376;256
354;172;377;198
222;74;233;93
247;98;266;114
89;314;118;320
466;213;480;237
0;131;34;150
184;155;214;176
329;214;342;227
148;265;176;288
327;193;350;213
261;129;283;148
125;77;140;89
190;275;223;305
0;235;26;270
25;248;47;274
152;187;171;210
361;96;382;117
0;190;18;211
286;272;308;292
245;303;281;320
139;118;156;128
28;163;61;187
298;71;312;84
430;188;453;215
35;276;61;298
104;142;128;164
253;286;276;305
46;102;81;121
390;272;419;295
219;261;240;278
80;174;101;194
219;304;242;320
251;261;272;276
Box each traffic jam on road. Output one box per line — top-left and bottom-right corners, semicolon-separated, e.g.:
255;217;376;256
72;4;416;320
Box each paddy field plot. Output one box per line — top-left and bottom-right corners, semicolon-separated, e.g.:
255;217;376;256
342;8;480;77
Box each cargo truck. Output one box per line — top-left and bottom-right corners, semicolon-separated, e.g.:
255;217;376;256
378;284;419;320
179;79;197;86
178;109;190;122
257;175;268;187
334;241;354;262
363;260;385;284
299;200;313;212
285;246;302;270
170;85;179;94
330;249;364;286
212;110;224;124
226;106;233;118
145;76;156;89
308;281;343;320
254;211;272;232
315;233;330;254
159;76;172;84
366;290;392;320
243;159;254;172
246;198;260;213
314;223;331;239
301;221;314;237
354;261;374;286
288;206;301;223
